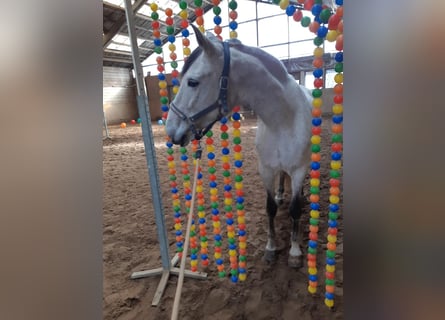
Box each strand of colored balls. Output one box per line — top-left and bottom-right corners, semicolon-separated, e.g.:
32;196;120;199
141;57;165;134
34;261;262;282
150;3;183;259
228;1;238;39
193;0;205;33
232;106;247;282
206;130;225;277
212;0;223;40
191;140;209;268
219;117;237;282
325;0;343;308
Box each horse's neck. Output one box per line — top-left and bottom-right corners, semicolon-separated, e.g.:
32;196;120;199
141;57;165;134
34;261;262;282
228;50;305;129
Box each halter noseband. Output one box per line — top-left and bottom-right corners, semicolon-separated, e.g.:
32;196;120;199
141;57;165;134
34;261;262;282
170;41;231;141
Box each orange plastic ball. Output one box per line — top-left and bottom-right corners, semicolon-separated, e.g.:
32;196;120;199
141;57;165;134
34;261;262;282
309;225;319;233
327;242;336;251
329;187;340;196
214;25;222;35
196;16;204;26
312;108;322;117
310;194;320;203
335;34;343;51
332;124;343;133
333;84;343;94
153;30;161;38
336;6;343;18
311;153;321;162
313;57;323;68
165;8;173;17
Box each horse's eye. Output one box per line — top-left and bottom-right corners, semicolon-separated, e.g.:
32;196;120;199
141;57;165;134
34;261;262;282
188;79;199;87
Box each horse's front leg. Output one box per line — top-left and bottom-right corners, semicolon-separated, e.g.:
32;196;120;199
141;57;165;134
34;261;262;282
288;193;303;268
264;191;278;262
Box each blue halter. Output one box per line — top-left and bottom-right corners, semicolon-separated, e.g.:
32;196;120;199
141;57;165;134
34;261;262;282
170;41;230;141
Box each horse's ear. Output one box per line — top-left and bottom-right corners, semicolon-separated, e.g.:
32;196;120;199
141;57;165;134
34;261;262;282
191;24;219;56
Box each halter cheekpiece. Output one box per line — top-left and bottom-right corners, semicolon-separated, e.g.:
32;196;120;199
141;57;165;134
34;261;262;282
170;41;231;141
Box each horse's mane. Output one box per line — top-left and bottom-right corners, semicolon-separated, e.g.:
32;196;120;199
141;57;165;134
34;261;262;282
181;47;203;77
230;43;290;84
181;40;290;84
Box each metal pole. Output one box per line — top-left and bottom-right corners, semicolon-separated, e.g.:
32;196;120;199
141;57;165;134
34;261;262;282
123;0;170;270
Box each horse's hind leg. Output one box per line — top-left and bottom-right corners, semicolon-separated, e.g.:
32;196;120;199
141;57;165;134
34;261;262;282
259;166;278;263
274;171;286;205
288;168;307;268
264;191;278;262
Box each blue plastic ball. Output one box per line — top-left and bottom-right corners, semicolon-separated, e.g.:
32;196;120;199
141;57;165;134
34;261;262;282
234;160;243;168
211;208;219;215
317;25;328;38
329;204;339;212
154;38;162;46
185;194;192;201
213;16;222;25
308;240;318;248
168;35;176;43
201;254;208;260
226;218;234;225
331;152;342;161
158;73;166;80
216;258;223;265
311;162;321;170
311;4;323;16
209;181;217;188
325;292;335;300
286;5;296;16
176;241;183;247
224;185;232;191
313;68;323;78
326;258;336;265
181;29;189;37
232;112;241;120
310;203;320;210
220;116;228;124
197;172;203;179
309;275;318;282
180;155;188;161
328;220;338;228
312;118;322;126
229;244;236;250
332;115;343;124
335;52;343;62
166;141;173;148
172;78;180;86
238;230;246;236
237;197;244;203
199;218;206;224
191;254;197;260
215;235;222;241
335;0;343;5
222;148;230;155
229;21;238;30
161;105;169;112
171;188;178;194
231;275;238;283
207;152;215;160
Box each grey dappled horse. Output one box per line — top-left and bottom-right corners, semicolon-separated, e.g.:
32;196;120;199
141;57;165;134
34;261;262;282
166;25;312;268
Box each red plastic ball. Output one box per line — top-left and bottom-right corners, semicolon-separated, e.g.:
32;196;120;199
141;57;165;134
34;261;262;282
171;70;179;78
166;17;174;25
293;10;303;22
180;20;189;29
333;95;343;104
312;127;321;135
152;21;160;29
314;78;323;88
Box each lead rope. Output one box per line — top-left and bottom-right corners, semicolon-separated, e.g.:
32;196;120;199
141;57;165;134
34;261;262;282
171;143;203;320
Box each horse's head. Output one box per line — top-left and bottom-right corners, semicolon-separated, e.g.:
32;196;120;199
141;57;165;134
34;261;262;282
166;24;231;146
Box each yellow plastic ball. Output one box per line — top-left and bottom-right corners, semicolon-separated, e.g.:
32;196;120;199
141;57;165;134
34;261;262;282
221;156;230;163
229;31;238;39
196;186;203;193
214;252;221;259
213;221;220;228
228;231;235;238
150;3;158;11
326;30;338;42
310;210;320;219
329;195;340;204
206;145;215;152
239;274;247;281
173;200;180;206
201;242;208;248
183;181;190;188
234;153;243;160
172;86;179;94
158;80;167;89
331;160;342;170
210;188;218;195
308;267;317;275
325;299;334;308
237;216;245;224
191;260;198;266
198;212;205;218
239;242;247;249
332;104;343;114
199;25;205;33
334;73;343;84
311;135;321;145
174;224;181;230
326;265;335;272
313;47;324;58
183;47;191;56
310;178;320;187
224;198;233;205
229;250;237;257
179;10;188;19
168;44;176;52
235;182;243;190
308;286;317;294
280;0;290;10
233;129;241;137
312;98;323;108
327;234;337;243
168;162;175;168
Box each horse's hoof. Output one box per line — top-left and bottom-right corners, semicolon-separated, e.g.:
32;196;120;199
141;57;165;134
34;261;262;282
274;196;284;206
263;250;277;263
288;255;303;268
